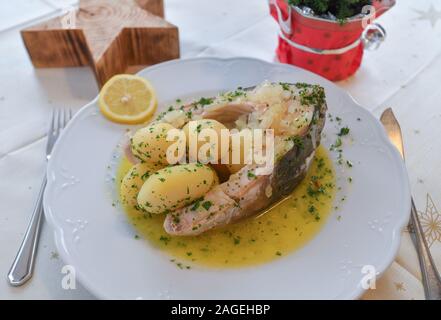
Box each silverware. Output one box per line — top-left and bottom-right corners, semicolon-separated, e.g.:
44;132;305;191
380;108;441;300
7;109;72;286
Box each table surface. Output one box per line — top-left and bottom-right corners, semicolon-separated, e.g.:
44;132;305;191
1;0;440;300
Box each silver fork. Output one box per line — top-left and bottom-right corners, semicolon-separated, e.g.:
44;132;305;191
7;109;72;286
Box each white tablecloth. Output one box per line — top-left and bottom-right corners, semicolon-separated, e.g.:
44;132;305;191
1;0;440;300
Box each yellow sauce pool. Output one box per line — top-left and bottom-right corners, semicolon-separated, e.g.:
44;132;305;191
117;146;336;268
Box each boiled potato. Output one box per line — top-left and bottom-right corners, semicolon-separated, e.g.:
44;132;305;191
131;122;177;166
183;119;228;163
120;163;155;208
137;163;218;214
227;130;254;174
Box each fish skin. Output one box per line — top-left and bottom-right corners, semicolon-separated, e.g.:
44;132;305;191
162;83;327;236
270;106;326;202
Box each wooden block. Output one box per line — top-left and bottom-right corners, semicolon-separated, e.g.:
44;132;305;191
135;0;164;17
21;0;179;88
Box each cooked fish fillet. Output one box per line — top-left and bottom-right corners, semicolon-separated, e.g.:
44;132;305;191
161;81;327;236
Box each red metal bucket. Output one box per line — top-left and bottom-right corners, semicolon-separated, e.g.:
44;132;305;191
270;0;395;81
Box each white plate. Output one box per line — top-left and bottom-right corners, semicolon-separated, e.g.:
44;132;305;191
44;57;410;299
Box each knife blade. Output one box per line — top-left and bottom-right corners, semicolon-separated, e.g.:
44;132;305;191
380;108;405;159
380;108;441;300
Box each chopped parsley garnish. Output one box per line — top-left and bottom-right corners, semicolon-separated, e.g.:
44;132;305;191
330;137;342;151
307;185;326;198
159;235;171;245
338;127;350;136
141;172;150;181
224;89;246;100
197;97;214;106
191;198;203;211
247;170;256;179
279;82;290;91
316;157;325;169
287;136;304;149
202;201;213;211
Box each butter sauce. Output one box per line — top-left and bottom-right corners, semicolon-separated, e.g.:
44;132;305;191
117;145;336;268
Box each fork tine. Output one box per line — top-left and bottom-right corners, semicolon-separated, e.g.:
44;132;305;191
52;109;61;144
66;108;70;126
46;110;57;154
46;109;72;156
63;108;72;128
63;108;71;128
49;110;56;135
57;108;63;133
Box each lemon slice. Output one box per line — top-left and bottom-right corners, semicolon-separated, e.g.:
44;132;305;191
99;74;157;124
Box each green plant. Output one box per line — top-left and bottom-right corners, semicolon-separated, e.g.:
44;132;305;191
288;0;374;20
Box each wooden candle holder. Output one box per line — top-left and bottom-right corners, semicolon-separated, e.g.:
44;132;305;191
21;0;179;88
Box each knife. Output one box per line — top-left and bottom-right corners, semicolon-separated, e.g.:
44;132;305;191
380;108;441;300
